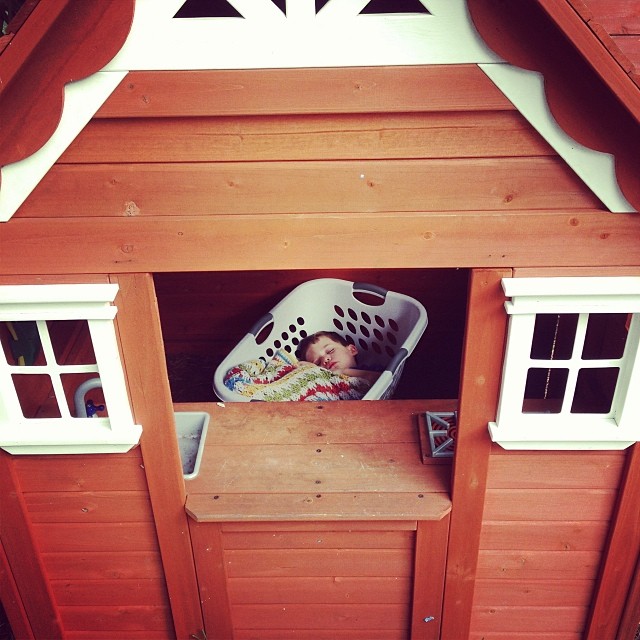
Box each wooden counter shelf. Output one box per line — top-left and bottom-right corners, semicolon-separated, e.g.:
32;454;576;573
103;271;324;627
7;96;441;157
180;399;454;522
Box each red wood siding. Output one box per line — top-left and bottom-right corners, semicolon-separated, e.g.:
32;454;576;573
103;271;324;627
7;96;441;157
15;66;602;220
12;451;175;639
469;448;626;638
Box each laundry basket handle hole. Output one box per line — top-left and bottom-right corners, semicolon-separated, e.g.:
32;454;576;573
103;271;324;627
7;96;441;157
249;313;274;345
352;282;388;307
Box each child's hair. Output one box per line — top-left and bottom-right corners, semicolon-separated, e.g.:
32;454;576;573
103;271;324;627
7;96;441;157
296;331;351;361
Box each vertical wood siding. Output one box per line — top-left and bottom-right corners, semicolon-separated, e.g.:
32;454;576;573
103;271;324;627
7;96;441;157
469;448;626;638
12;451;175;639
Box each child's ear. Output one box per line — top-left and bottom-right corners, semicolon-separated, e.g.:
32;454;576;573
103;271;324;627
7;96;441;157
347;344;358;356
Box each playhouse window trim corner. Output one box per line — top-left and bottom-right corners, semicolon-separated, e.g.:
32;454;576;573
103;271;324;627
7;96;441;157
0;283;142;454
489;276;640;450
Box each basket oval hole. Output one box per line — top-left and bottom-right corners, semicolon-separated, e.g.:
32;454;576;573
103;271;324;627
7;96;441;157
334;305;344;317
353;291;385;307
375;315;385;327
333;319;344;331
348;308;358;320
255;322;274;345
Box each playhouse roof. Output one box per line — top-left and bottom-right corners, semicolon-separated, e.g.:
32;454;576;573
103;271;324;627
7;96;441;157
0;0;639;218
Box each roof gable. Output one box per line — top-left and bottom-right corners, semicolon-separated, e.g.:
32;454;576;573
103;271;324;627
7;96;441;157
0;0;638;220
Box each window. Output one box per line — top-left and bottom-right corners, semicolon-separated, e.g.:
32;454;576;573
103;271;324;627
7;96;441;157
0;284;141;454
489;277;640;450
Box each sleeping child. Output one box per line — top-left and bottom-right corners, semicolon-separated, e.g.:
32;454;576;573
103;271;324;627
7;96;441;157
296;331;381;386
223;331;380;402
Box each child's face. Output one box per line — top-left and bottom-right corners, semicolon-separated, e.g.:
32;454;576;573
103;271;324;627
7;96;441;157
304;337;358;372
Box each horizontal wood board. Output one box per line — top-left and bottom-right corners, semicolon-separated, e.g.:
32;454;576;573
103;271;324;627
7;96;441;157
3;211;638;276
96;66;513;118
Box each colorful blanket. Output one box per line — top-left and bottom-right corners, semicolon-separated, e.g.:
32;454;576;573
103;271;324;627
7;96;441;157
223;349;371;401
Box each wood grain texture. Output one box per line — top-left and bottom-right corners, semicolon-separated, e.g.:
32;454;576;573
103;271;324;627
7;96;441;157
110;273;203;639
441;269;511;640
96;66;512;118
3;211;638;276
62;111;552;164
18;157;600;218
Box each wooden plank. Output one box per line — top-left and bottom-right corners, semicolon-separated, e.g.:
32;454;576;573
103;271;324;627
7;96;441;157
189;443;448;494
476;550;602;581
0;538;34;639
62;111;553;164
585;443;640;639
224;548;412;578
231;603;409;631
66;632;170;640
23;491;154;523
483;488;618;521
486;451;625;489
0;451;63;639
440;268;511;640
51;578;169;606
227;576;412;605
187;399;446;447
33;522;160;553
470;605;587;633
222;529;414;550
58;605;173;633
186;492;452;522
579;0;640;35
235;632;405;640
14;453;147;492
411;515;450;639
472;578;594;606
42;552;165;580
189;521;234;640
470;634;581;640
4;211;638;275
221;520;418;532
96;66;513;118
617;551;640;640
479;520;610;551
19;157;600;218
110;273;204;639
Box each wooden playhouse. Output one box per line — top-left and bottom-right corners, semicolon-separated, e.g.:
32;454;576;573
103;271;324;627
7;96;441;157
0;0;639;638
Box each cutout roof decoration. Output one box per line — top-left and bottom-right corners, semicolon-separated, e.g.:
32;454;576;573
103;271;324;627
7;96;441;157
0;0;638;221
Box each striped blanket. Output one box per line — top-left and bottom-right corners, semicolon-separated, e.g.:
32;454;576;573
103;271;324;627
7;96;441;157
223;349;371;401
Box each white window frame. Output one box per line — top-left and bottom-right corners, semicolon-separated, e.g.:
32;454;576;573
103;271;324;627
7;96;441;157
489;277;640;450
0;284;142;454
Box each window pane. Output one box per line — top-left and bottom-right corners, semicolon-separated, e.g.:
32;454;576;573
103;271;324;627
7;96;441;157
571;368;619;414
12;374;61;419
61;374;107;418
582;314;628;360
530;314;578;360
522;367;569;413
48;320;97;365
1;321;44;366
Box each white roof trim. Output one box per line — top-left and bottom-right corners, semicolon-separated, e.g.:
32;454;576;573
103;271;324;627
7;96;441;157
480;63;635;213
0;71;126;222
104;0;500;70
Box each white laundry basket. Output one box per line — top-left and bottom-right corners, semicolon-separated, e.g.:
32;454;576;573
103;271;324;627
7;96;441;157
214;279;428;401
